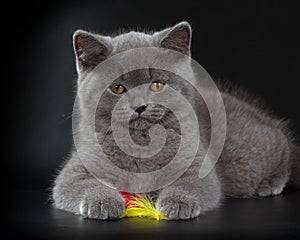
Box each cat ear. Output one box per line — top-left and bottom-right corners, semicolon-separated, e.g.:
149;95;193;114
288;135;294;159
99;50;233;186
159;22;192;56
73;30;112;75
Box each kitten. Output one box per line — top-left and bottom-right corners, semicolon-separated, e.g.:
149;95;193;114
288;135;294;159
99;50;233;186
52;22;300;220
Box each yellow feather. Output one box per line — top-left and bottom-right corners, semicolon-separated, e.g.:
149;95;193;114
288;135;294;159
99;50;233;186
120;194;169;221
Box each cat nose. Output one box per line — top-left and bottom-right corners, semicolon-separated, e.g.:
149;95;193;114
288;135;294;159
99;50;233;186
135;104;148;114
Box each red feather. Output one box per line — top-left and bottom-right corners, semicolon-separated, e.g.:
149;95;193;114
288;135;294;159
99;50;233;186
120;191;136;208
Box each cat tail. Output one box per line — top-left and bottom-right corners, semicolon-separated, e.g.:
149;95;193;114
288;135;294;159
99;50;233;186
290;145;300;189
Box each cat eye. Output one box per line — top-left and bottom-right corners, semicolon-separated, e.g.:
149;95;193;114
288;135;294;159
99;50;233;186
111;84;126;94
150;81;165;92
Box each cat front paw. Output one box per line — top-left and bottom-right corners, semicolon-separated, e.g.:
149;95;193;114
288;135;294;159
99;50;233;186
156;192;201;220
79;193;125;219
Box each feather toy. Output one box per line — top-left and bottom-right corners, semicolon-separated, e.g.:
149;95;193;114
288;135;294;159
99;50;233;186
120;191;169;221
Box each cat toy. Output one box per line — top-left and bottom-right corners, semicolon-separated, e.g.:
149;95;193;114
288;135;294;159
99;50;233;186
120;191;169;221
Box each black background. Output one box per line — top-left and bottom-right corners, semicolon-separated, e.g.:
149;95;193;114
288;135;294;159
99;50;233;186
6;0;300;239
9;0;300;191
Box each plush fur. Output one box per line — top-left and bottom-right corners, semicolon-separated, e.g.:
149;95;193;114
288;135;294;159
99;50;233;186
52;22;300;220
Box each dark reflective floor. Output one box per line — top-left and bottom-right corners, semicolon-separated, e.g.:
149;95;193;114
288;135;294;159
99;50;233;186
7;188;300;239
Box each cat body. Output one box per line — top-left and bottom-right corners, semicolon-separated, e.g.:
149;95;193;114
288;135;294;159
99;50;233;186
52;22;300;220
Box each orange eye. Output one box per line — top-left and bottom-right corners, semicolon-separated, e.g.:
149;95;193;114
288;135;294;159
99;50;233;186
150;81;164;92
111;84;126;94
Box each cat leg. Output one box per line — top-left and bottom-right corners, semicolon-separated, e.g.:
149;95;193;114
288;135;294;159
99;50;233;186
256;133;290;197
219;124;291;198
52;153;125;219
156;167;222;220
257;176;286;197
256;160;289;197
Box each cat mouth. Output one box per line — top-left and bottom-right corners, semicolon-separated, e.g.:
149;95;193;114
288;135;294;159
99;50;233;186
129;117;154;130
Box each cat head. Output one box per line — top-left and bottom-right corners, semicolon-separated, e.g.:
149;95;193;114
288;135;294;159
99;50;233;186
73;22;196;131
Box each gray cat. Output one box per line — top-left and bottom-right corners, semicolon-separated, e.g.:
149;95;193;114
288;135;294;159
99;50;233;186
52;22;300;220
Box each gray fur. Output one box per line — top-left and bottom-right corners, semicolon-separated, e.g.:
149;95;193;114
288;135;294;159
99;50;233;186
52;22;300;220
